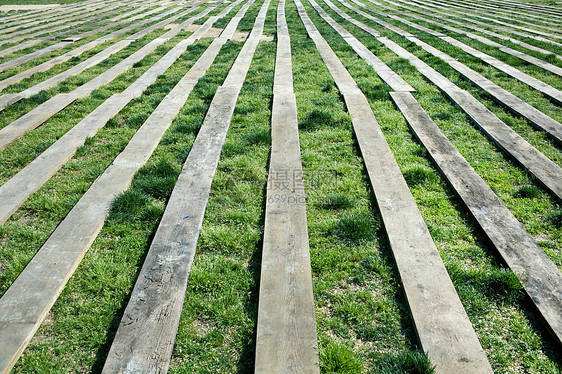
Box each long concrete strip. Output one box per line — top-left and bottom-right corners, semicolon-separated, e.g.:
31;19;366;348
402;0;562;47
444;0;562;27
295;0;492;372
373;0;562;54
477;0;562;17
0;0;157;55
392;0;562;60
390;91;562;345
0;5;67;24
441;36;562;105
0;1;113;38
453;0;562;26
309;0;414;92
0;4;175;92
0;6;184;108
0;1;102;24
0;0;111;30
0;0;239;226
353;0;562;98
413;0;562;40
377;36;562;200
405;36;562;145
0;0;153;45
329;0;562;144
101;0;270;372
376;0;562;77
461;0;562;19
418;0;562;34
0;0;158;68
255;0;319;372
0;1;247;372
0;12;108;46
0;4;213;151
332;4;562;201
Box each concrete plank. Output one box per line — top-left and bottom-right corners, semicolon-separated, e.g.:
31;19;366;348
101;0;269;372
295;1;493;372
0;0;239;226
377;36;562;201
0;1;243;371
371;0;562;56
390;91;562;344
255;0;319;372
0;5;212;151
0;6;182;105
405;36;562;145
442;36;562;105
310;0;414;92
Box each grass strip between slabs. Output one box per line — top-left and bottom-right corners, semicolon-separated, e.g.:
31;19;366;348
0;3;213;151
0;3;180;94
296;0;492;372
0;1;248;371
301;0;561;371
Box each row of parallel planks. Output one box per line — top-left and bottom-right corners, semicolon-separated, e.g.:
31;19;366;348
0;0;560;372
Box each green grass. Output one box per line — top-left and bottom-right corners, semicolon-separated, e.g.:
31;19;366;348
0;0;88;5
506;0;561;4
0;0;560;372
304;0;561;372
286;2;436;372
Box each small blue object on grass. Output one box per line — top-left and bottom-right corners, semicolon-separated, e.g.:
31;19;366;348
184;216;189;219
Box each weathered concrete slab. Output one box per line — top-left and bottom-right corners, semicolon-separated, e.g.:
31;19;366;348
370;0;562;55
0;5;211;151
254;1;319;372
0;6;183;104
337;0;562;145
480;0;562;17
0;0;139;62
0;4;177;91
390;91;562;345
102;0;270;372
0;1;240;371
0;0;141;46
442;36;562;105
418;0;562;35
0;0;239;226
0;4;106;38
444;0;562;27
378;0;562;76
0;0;108;29
405;36;562;145
330;0;562;200
414;0;562;47
377;36;562;202
0;0;161;63
353;0;562;74
310;0;414;92
295;1;492;372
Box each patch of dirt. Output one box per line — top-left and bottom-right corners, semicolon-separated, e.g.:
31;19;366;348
261;34;274;42
31;312;55;344
231;31;248;42
348;283;367;292
164;23;179;30
534;233;550;243
192;317;212;336
184;24;250;41
0;4;60;12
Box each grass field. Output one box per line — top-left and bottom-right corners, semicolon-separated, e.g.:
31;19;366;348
0;0;559;5
0;0;561;372
0;0;84;5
